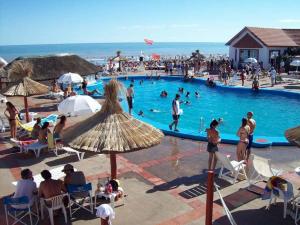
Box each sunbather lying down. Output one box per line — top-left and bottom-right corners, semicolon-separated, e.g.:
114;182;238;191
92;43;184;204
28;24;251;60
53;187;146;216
84;89;101;96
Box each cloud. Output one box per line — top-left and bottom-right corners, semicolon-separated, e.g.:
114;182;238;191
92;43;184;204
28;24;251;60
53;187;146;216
279;19;300;23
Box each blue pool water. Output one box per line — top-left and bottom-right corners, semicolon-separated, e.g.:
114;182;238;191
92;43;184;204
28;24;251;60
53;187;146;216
87;76;300;144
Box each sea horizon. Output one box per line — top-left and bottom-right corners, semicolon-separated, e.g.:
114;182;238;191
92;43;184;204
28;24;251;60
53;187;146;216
0;42;228;63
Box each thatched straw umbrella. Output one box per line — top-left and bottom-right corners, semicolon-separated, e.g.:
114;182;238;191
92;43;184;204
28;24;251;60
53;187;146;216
2;61;49;122
63;79;164;179
285;126;300;147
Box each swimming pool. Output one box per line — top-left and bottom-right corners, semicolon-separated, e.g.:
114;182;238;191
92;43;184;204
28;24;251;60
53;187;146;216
89;76;300;147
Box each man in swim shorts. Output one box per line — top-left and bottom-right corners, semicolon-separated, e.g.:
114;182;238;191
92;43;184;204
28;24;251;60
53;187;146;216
246;111;256;160
126;84;134;115
169;94;181;132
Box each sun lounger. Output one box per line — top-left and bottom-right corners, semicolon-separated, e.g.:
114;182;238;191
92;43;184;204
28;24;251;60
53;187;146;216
23;141;48;157
61;147;85;161
12;166;77;187
10;138;38;153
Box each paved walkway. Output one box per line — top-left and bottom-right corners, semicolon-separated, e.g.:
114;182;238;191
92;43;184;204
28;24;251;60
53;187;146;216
0;95;299;225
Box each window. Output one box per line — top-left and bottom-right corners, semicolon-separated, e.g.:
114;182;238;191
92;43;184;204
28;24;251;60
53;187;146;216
239;49;259;62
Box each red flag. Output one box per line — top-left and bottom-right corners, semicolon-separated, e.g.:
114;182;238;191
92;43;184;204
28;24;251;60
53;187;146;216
152;53;160;60
144;38;154;45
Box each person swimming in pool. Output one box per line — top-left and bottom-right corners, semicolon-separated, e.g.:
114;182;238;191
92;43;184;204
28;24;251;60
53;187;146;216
186;91;190;98
160;90;168;97
150;109;160;113
138;110;144;117
195;92;200;98
178;87;184;93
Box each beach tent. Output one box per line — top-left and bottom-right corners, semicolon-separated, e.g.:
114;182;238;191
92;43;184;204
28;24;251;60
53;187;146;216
2;61;49;122
58;95;101;116
144;38;154;45
63;80;164;179
58;72;83;84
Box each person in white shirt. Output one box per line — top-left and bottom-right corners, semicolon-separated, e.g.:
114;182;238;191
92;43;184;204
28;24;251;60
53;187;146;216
13;169;37;209
169;94;181;132
270;67;276;87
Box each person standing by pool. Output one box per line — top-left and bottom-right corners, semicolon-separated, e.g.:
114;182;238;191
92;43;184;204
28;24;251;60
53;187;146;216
206;119;220;171
4;102;18;138
169;94;181;132
126;84;134;115
246;112;256;161
236;118;250;162
270;67;276;87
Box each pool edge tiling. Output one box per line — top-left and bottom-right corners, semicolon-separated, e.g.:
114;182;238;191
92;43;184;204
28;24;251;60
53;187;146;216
100;75;300;148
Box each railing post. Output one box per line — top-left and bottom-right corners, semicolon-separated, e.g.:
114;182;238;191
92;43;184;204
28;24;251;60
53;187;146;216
206;170;214;225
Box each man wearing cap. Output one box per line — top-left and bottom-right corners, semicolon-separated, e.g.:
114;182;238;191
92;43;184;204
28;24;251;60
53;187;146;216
246;112;256;160
62;164;86;187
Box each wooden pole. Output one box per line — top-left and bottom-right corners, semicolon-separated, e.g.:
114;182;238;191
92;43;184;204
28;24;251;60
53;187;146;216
205;170;214;225
23;96;30;122
110;153;117;179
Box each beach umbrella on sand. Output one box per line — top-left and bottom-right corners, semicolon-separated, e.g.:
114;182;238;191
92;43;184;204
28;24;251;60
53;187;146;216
2;61;49;122
290;60;300;72
62;79;164;179
244;58;258;64
58;72;83;84
285;126;300;147
58;95;101;116
0;57;8;68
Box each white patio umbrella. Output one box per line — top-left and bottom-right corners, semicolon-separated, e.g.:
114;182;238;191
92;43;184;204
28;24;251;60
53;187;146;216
244;58;258;64
57;72;83;84
290;60;300;72
0;57;8;68
58;95;101;116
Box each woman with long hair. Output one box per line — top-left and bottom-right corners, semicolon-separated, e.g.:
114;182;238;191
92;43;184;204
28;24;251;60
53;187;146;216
206;119;221;170
236;118;250;162
38;122;50;144
4;102;18;138
53;116;66;140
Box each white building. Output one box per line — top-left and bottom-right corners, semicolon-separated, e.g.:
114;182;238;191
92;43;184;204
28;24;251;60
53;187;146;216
226;27;300;69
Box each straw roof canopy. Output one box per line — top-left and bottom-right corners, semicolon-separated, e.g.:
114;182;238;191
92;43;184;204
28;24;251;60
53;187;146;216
285;126;300;147
63;79;164;154
2;61;49;97
0;55;100;81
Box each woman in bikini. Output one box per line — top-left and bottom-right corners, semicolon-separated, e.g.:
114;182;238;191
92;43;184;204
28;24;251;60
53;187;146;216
206;119;221;170
38;122;50;144
236;118;250;162
53;116;66;140
4;102;18;138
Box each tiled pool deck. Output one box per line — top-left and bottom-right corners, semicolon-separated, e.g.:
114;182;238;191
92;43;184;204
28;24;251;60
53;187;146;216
0;95;299;225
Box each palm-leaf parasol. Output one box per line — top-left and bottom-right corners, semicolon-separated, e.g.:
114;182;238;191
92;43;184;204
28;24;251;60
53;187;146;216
285;126;300;147
63;79;164;179
2;61;49;122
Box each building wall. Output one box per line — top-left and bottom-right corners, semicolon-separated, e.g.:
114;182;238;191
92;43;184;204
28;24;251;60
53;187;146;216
227;30;288;70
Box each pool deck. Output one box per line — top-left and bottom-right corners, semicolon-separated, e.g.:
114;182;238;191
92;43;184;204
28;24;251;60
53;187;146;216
1;94;300;225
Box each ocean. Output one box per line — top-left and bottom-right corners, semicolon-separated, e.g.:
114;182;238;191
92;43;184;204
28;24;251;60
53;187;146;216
0;42;228;63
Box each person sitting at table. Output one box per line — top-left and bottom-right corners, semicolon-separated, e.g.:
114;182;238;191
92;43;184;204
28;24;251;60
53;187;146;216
53;116;66;140
62;164;86;187
39;170;66;200
12;169;37;209
31;118;41;139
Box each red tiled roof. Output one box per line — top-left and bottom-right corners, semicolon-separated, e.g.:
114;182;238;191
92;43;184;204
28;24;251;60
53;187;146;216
233;33;263;48
226;27;299;47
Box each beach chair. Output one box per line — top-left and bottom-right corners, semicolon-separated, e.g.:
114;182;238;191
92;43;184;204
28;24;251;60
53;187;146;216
216;152;248;184
67;183;93;218
267;181;294;219
3;196;39;225
40;193;68;225
61;147;85;161
249;154;282;184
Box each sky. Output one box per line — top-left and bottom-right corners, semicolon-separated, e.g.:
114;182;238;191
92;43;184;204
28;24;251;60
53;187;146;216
0;0;300;45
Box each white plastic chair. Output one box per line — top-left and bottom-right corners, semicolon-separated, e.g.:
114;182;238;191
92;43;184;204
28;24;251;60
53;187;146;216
40;193;68;225
249;154;282;184
23;142;47;158
216;152;248;184
267;181;294;218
